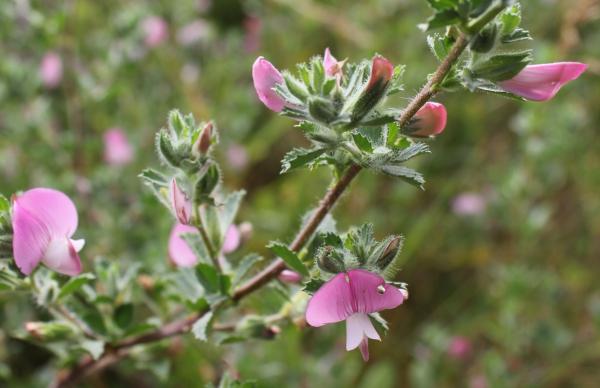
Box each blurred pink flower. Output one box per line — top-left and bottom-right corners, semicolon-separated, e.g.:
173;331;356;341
252;57;286;112
278;269;302;284
452;192;486;216
447;336;472;360
226;144;249;170
12;188;84;276
243;16;262;53
142;16;169;48
306;269;408;361
39;52;63;89
409;102;447;137
222;225;241;254
169;178;192;225
168;224;199;267
103;128;134;166
177;20;209;46
499;62;587;101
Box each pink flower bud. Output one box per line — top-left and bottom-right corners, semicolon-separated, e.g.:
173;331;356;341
408;102;447;137
194;122;212;156
169;178;192;225
252;57;286;112
103;128;134;166
39;52;63;89
142;16;169;48
498;62;587;101
323;48;343;78
447;336;472;360
366;55;394;90
278;269;302;283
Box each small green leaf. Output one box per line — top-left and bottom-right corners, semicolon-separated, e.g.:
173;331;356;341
501;28;531;43
280;148;327;174
58;273;96;300
500;3;521;34
218;190;246;237
0;194;9;213
113;303;134;330
79;340;105;360
302;278;326;295
267;242;309;277
191;311;214;341
353;133;373;153
377;165;425;189
195;263;222;294
421;9;461;31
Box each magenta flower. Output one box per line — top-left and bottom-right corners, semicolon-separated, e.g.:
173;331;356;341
39;52;63;89
409;102;447;137
447;336;472;360
103;128;134;166
169;178;192;225
168;224;198;267
222;225;241;254
278;269;302;284
142;16;169;48
366;55;394;90
306;269;407;361
323;48;343;78
498;62;587;101
252;57;286;112
11;188;84;276
452;192;486;216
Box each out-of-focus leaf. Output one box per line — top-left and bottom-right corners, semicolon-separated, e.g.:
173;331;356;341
267;242;309;277
113;303;134;330
57;273;95;300
191;311;214;341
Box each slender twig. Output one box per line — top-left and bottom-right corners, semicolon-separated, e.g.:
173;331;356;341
53;32;469;388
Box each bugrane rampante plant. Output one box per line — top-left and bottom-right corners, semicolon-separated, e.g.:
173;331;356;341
0;1;587;386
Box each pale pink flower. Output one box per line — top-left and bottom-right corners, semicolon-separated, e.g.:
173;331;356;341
39;52;63;89
278;269;302;284
452;193;486;216
169;178;192;225
498;62;587;101
177;20;209;46
11;188;84;276
252;57;286;112
323;48;343;78
142;16;169;48
168;224;199;267
306;269;407;361
103;128;134;166
447;336;472;360
409;102;447;137
226;144;249;170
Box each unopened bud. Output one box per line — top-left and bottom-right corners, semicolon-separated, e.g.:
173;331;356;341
403;102;447;138
316;246;346;274
371;235;403;270
193;122;213;157
278;269;302;284
308;96;338;124
470;23;498;53
351;55;394;123
25;321;75;341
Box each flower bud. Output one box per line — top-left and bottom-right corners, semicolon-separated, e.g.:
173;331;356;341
252;57;286;112
308;96;338;124
169;178;192;224
372;235;403;270
404;102;447;137
25;321;75;341
351;55;394;123
316;246;346;274
278;269;302;284
193;122;213;157
470;23;498;53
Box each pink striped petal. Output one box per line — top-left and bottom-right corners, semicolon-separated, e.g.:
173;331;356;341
348;269;406;314
169;178;192;225
168;224;199;267
305;272;354;326
252;57;285;112
410;102;447;137
222;225;241;254
498;62;587;101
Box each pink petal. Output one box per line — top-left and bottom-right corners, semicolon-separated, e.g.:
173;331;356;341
41;237;83;276
142;16;169;48
347;269;406;314
366;55;394;90
222;225;241;254
39;52;63;89
168;224;199;267
359;338;370;361
252;57;285;112
499;62;587;101
411;102;447;137
12;204;49;275
323;48;342;78
169;178;192;225
103;128;134;166
305;272;354;326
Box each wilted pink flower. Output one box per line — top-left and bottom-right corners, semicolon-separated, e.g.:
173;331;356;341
177;20;209;46
168;224;199;267
452;192;486;216
252;57;286;112
306;269;407;361
323;48;344;78
103;128;134;166
169;178;192;225
11;188;84;276
243;16;262;53
278;269;302;284
498;62;587;101
142;16;169;48
39;52;63;89
366;55;394;90
447;336;472;360
222;225;241;254
409;102;447;137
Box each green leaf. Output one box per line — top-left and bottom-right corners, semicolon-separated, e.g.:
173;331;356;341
426;0;459;11
181;231;211;265
500;3;521;34
280;147;327;174
0;194;9;213
191;311;214;341
427;34;455;61
470;50;532;81
369;312;389;335
353;133;373;153
58;273;96;300
219;190;245;237
501;28;531;43
196;263;222;294
139;168;171;209
377;165;425;188
302;278;325;295
113;303;134;330
388;143;430;162
421;9;461;31
79;340;105;360
0;265;22;291
387;65;406;95
267;242;309;277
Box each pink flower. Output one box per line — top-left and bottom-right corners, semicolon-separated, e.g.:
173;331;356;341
252;57;286;112
103;128;134;166
447;336;472;360
39;52;63;89
226;144;249;170
452;192;486;216
11;188;84;276
142;16;169;48
176;20;209;46
323;48;343;78
222;225;241;254
498;62;587;101
306;269;407;361
169;178;192;225
278;269;302;284
168;224;198;267
409;102;447;137
366;55;394;90
243;16;262;53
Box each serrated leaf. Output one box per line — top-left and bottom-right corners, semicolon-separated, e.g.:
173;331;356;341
378;165;426;188
267;242;309;277
280;148;327;174
470;51;532;82
57;273;96;300
501;28;531;43
369;312;389;335
427;34;454;61
421;9;461;31
500;3;521;34
353;133;373;152
388;143;430;163
192;311;214;341
139;168;171;209
302;278;325;295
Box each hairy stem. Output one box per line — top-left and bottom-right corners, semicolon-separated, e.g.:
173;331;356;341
53;33;469;388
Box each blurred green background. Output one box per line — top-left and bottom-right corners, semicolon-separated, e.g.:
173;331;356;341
1;0;599;386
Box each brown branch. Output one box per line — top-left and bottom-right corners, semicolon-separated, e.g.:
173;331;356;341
53;32;470;388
